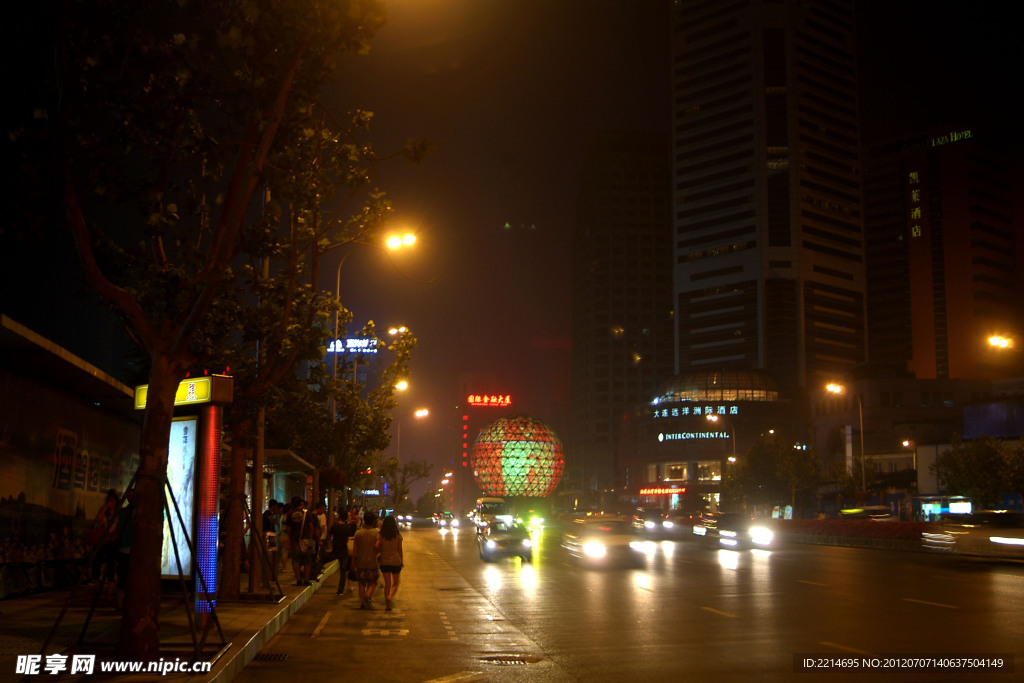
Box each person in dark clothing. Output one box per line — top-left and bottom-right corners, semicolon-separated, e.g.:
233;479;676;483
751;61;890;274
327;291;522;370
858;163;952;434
329;513;354;595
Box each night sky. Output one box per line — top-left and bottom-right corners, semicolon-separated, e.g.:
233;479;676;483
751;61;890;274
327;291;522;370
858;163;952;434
321;0;1021;490
324;0;671;485
3;1;1019;500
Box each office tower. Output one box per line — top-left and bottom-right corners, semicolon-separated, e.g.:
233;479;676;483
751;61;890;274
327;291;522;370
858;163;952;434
671;0;864;393
865;128;1023;379
571;131;674;498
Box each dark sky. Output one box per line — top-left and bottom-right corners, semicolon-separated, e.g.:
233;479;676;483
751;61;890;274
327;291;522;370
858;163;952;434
323;0;1021;494
323;0;672;485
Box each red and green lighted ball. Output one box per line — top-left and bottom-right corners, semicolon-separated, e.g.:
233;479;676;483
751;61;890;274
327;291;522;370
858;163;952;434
471;415;564;497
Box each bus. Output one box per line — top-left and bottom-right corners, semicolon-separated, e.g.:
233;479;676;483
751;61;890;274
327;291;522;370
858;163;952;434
474;497;509;532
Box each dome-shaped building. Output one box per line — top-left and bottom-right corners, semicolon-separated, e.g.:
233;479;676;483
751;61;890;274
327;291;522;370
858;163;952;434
619;368;793;513
471;415;565;498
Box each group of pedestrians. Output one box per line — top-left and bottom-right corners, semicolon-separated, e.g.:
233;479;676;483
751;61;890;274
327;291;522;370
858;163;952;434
262;500;405;611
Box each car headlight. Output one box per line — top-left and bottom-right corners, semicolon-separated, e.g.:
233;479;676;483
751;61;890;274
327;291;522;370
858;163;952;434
522;539;533;548
451;519;460;528
750;526;774;546
486;540;497;549
693;526;707;536
582;541;607;558
720;530;738;538
662;520;674;529
644;520;656;529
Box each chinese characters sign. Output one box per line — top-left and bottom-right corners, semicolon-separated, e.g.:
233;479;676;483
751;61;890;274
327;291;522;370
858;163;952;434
652;404;738;419
467;394;512;407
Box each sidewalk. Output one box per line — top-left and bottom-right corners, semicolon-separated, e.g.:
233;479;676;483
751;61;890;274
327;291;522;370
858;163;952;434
0;559;340;682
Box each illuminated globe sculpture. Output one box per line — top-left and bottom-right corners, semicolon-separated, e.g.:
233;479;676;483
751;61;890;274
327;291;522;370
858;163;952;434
471;415;564;497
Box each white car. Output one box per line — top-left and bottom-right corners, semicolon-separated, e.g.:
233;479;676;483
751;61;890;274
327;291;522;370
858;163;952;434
922;511;1024;560
561;517;647;566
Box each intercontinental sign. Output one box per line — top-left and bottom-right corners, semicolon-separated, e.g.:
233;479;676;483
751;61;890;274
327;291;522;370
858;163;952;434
658;431;730;442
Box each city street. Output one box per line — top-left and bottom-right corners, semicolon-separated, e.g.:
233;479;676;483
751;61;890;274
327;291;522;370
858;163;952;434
236;522;1023;682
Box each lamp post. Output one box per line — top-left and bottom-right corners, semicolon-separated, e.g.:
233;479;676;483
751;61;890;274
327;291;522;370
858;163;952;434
330;233;417;393
705;413;736;463
394;407;429;464
327;232;416;521
826;383;865;492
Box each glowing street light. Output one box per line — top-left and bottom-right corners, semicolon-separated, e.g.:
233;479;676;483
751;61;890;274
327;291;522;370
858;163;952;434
705;413;737;462
826;383;866;492
988;335;1014;349
394;406;429;464
386;232;416;250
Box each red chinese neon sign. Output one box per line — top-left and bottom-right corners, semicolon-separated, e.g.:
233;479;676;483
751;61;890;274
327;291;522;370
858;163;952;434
467;394;512;407
639;487;687;496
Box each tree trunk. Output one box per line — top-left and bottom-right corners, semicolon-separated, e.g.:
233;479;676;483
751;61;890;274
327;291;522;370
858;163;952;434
119;354;185;660
219;413;253;600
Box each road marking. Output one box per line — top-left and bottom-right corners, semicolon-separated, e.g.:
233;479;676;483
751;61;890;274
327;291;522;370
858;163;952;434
820;641;869;654
425;672;487;683
902;598;958;609
700;606;737;618
362;629;410;636
798;579;827;587
312;611;331;638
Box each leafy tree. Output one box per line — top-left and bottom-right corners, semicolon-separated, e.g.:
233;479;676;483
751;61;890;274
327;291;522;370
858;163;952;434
932;435;1014;508
377;456;433;510
43;0;388;658
723;432;819;515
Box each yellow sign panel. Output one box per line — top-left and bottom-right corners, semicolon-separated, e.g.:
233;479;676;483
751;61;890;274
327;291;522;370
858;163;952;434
134;377;214;410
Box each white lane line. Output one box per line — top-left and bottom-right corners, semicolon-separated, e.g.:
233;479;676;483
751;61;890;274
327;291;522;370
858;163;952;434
903;598;958;609
312;611;331;638
700;606;737;618
425;672;488;683
820;641;869;654
798;579;827;587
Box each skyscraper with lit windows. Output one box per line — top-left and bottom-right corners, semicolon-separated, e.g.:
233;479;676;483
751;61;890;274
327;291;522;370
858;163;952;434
670;0;864;393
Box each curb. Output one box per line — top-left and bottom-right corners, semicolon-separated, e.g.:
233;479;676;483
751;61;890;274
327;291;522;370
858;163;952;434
205;561;338;683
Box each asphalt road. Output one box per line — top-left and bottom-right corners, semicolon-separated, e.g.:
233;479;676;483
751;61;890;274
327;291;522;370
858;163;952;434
236;522;1023;682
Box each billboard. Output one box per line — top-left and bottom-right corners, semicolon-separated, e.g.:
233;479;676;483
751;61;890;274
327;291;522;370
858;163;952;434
161;416;196;578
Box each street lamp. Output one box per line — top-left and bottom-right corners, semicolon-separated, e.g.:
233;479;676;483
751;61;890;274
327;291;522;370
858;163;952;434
826;383;866;492
331;232;418;393
705;413;736;462
988;335;1014;349
394;407;429;464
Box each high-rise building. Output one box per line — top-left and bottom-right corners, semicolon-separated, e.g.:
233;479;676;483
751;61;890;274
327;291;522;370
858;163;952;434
864;128;1023;379
571;131;674;500
670;0;864;393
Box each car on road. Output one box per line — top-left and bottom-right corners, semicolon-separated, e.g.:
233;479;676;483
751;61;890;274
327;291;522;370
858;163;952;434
478;520;533;562
922;511;1024;560
561;517;648;566
632;509;699;539
437;512;460;530
693;512;775;549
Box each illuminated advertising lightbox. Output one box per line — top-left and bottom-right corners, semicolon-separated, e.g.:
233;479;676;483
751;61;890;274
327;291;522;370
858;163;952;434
327;337;378;354
162;416;196;578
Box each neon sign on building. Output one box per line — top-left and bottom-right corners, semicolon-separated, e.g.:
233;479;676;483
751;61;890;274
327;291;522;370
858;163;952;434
467;394;512;407
327;337;379;354
652;404;738;419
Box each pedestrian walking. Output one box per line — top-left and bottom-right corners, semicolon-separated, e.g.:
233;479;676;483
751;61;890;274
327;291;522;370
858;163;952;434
289;499;319;586
375;514;404;611
262;500;281;587
351;511;379;609
330;512;354;595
